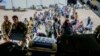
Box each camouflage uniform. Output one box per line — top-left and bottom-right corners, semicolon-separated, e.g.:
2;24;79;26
2;21;12;35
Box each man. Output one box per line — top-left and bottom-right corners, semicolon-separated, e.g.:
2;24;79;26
84;17;93;32
23;18;28;26
10;15;27;41
1;15;12;36
28;17;34;34
62;19;73;35
74;12;78;20
53;18;60;39
94;25;100;39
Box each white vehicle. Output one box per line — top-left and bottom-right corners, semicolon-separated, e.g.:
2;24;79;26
35;5;42;11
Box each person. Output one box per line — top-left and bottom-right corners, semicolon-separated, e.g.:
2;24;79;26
28;17;34;34
84;17;93;32
87;17;91;26
57;19;61;37
71;19;78;26
73;19;80;33
85;22;93;32
34;12;37;18
61;7;64;16
74;12;78;20
10;15;27;41
54;4;59;13
71;7;76;19
64;6;68;18
62;19;73;35
1;15;12;36
77;21;84;34
23;18;28;26
94;25;100;39
0;42;26;56
45;21;52;37
53;18;61;39
37;23;47;37
34;12;38;22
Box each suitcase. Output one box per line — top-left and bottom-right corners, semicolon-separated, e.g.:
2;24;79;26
31;36;56;49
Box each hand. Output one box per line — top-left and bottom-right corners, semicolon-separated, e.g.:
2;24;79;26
8;33;10;37
57;34;61;38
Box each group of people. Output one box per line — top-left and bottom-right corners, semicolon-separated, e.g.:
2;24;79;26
0;4;94;48
53;5;94;35
1;15;27;46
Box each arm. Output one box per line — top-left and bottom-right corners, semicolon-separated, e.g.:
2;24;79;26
8;23;12;36
94;25;100;37
1;23;5;35
22;22;28;35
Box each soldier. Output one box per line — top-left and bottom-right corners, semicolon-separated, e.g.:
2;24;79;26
27;17;34;34
10;15;27;41
1;15;12;36
10;15;27;48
